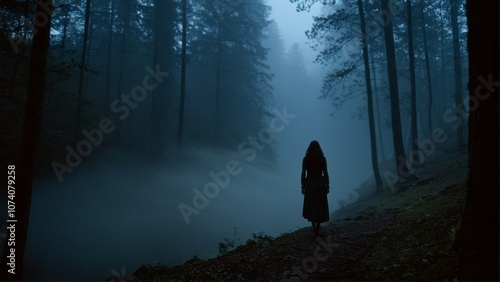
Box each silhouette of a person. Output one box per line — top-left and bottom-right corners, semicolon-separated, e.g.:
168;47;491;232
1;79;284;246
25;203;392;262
301;140;330;237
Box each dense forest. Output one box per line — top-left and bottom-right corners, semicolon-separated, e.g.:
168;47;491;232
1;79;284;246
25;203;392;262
0;0;470;180
0;0;497;280
1;0;276;167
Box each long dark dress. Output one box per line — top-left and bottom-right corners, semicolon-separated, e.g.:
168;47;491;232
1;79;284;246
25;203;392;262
301;156;329;223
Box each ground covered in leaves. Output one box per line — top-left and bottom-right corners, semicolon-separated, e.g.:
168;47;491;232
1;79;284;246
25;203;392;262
133;148;467;281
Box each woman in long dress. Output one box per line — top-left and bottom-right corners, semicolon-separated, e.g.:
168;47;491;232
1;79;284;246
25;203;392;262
301;140;330;236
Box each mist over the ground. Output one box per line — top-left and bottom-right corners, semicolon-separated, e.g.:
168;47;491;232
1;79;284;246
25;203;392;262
24;90;374;280
25;148;295;280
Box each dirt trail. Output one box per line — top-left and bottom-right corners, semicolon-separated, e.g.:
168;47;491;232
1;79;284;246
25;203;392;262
281;213;396;281
133;208;398;281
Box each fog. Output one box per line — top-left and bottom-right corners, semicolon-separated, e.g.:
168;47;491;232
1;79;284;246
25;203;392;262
26;148;297;279
268;0;322;74
24;57;374;282
23;3;375;279
0;0;469;280
25;98;373;281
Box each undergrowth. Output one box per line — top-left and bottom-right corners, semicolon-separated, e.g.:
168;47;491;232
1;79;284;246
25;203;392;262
356;168;467;280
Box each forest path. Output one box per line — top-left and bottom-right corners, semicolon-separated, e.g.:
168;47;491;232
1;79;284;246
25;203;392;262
133;148;467;281
133;209;396;281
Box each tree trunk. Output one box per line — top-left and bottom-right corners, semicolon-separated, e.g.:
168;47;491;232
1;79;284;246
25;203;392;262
407;0;419;162
449;0;465;146
214;17;223;145
381;0;407;186
177;0;187;145
438;1;446;129
8;0;30;98
420;0;434;136
358;0;383;193
0;1;53;280
455;0;499;279
370;48;386;162
150;0;160;159
60;5;69;61
115;0;131;142
74;0;91;140
150;0;162;160
85;13;93;66
104;0;115;115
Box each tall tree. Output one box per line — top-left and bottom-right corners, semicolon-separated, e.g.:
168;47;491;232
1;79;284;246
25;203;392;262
449;0;465;146
420;0;433;135
177;0;188;145
149;0;162;159
370;50;386;162
85;12;94;66
455;0;499;279
7;0;30;98
115;0;132;142
0;0;53;280
285;43;308;79
74;0;91;139
381;0;406;183
59;4;70;61
358;0;383;193
104;0;115;115
214;13;223;145
406;0;418;161
150;0;175;159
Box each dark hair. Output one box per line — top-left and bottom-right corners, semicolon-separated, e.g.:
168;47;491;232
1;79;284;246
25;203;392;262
305;140;324;160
